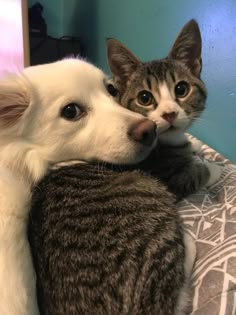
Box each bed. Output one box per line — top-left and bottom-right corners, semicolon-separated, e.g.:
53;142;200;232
179;135;236;315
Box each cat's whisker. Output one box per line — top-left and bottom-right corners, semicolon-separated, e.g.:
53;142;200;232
190;117;209;122
101;161;106;176
97;161;101;175
98;160;105;176
189;116;213;123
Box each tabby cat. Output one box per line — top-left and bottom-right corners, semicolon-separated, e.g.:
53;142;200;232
107;19;222;200
28;163;195;315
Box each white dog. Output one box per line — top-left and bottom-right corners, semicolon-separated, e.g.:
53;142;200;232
0;58;157;315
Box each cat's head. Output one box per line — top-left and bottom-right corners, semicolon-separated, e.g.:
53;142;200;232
107;20;207;144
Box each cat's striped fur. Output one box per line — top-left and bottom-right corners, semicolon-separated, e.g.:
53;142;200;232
28;163;193;315
107;20;222;200
117;60;206;119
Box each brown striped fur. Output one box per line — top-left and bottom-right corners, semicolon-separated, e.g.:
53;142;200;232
28;163;194;315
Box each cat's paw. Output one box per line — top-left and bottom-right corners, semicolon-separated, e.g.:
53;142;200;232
205;161;222;187
190;138;203;154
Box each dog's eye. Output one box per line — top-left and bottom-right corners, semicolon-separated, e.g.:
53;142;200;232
137;90;154;106
106;83;118;97
61;103;83;120
175;81;190;98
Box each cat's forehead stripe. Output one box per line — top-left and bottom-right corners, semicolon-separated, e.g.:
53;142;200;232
142;78;149;90
159;83;173;100
146;66;152;76
127;97;135;110
146;77;152;90
168;71;176;84
150;75;160;96
145;60;180;83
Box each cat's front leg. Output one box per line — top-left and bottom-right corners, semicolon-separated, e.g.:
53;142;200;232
190;138;203;154
166;159;222;200
187;136;222;187
204;160;222;187
185;134;203;154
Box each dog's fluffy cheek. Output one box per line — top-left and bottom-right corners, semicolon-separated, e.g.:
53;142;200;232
25;150;49;182
0;168;31;217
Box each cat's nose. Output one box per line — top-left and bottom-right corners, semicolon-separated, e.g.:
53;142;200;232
128;119;157;146
162;111;178;125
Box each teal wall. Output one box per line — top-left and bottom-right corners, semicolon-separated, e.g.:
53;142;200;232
28;0;82;37
28;0;97;59
28;0;64;37
28;0;236;162
85;0;236;162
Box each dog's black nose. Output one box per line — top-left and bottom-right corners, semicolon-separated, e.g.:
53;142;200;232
128;119;157;146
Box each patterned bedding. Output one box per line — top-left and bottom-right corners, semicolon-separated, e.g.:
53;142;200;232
179;136;236;315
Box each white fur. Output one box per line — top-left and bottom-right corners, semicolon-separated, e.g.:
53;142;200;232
175;231;196;315
148;83;190;143
183;232;196;278
205;161;222;187
158;130;189;146
0;59;157;314
0;168;39;315
190;138;203;154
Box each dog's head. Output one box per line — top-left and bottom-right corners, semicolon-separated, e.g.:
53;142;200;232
0;58;157;182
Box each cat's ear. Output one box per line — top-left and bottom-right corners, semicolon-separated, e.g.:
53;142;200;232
168;20;202;77
107;38;141;87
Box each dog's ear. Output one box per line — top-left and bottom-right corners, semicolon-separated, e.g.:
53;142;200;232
168;19;202;77
107;38;141;89
0;74;29;128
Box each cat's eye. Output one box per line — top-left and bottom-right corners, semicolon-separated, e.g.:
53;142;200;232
106;83;118;97
137;90;154;106
175;81;190;98
61;103;84;121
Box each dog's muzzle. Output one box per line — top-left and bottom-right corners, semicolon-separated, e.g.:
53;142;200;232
128;119;157;147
